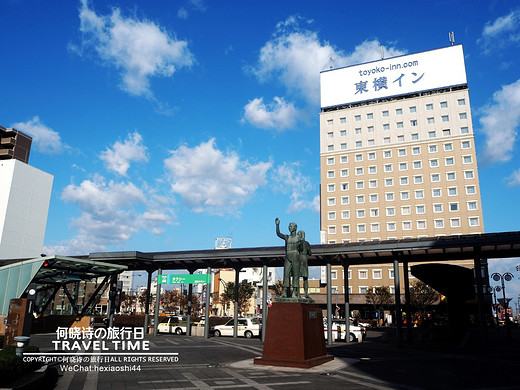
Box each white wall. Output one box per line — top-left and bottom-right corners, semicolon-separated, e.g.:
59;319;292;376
0;159;53;259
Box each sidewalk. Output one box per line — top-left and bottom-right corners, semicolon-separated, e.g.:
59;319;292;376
9;327;520;389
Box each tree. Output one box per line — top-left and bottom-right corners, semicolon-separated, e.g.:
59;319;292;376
119;291;136;313
409;280;439;321
137;289;155;313
273;280;284;298
221;281;256;316
365;286;393;325
161;289;181;313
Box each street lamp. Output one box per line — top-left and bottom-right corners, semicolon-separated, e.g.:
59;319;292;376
491;272;514;339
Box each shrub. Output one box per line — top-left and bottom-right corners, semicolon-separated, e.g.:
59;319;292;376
0;345;40;386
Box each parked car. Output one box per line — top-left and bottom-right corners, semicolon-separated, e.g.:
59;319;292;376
157;315;188;335
212;318;261;338
324;319;366;342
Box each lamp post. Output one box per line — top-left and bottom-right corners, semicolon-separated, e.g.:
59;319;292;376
491;286;501;327
491;272;514;339
218;278;228;316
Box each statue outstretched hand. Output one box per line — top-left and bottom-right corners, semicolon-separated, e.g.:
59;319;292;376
275;218;280;225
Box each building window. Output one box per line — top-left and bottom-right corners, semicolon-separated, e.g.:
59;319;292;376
356;167;363;175
411;133;419;140
357;224;366;233
444;143;453;151
400;191;410;200
450;218;461;228
400;177;409;185
427;117;435;124
461;126;469;134
342;224;350;233
397;135;405;142
415;190;424;199
382;110;389;117
328;184;335;192
416;205;425;214
327;157;334;165
356;195;365;204
383;124;390;131
399;162;408;171
466;185;476;195
355;153;363;162
368;152;376;160
426;103;433;110
384;150;392;158
327;144;334;152
417;220;427;229
414;175;423;184
434;219;444;228
402;221;412;230
367;113;374;119
371;223;380;233
356;181;364;189
385;178;394;187
464;170;475;179
340;156;348;163
327;119;333;126
428;131;436;138
356;141;362;148
386;192;395;201
410;120;418;127
384;164;393;172
357;209;366;218
328;226;336;234
412;147;420;155
355;115;361;121
340;143;347;150
368;139;375;146
341;169;349;177
433;204;443;213
432;188;441;197
383;137;391;144
387;222;396;231
328;212;336;220
430;159;439;168
358;270;368;279
397;122;404;129
370;194;378;202
398;148;406;157
429;145;438;153
370;208;379;217
431;174;440;182
368;126;374;133
327;132;334;138
340;130;346;137
342;210;350;219
341;183;349;191
327;198;336;206
445;157;454;166
440;101;448;108
373;269;382;279
413;161;422;169
341;196;349;205
369;179;378;188
458;99;466;106
401;206;411;215
448;187;457;196
359;286;368;294
459;113;467;120
389;269;395;279
461;141;471;149
467;201;478;210
469;217;480;226
449;202;459;212
327;170;335;178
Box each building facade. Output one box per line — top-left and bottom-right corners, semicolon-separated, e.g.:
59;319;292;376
0;126;53;259
319;45;483;301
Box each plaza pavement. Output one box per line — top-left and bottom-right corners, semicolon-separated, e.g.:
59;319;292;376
17;327;520;390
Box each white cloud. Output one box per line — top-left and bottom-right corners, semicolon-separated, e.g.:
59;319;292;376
100;132;148;176
506;169;520;186
478;9;520;53
242;97;299;130
478;78;520;164
271;162;318;213
11;116;64;154
164;139;271;215
75;0;194;98
244;16;405;129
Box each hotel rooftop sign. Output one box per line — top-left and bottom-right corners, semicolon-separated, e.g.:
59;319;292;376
320;45;467;109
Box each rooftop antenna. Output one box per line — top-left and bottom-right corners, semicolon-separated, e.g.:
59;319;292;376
449;31;455;46
380;46;384;60
329;57;333;69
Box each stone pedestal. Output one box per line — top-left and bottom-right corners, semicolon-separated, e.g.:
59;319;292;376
254;302;333;368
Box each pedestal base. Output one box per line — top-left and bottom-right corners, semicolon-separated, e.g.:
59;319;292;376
254;302;333;368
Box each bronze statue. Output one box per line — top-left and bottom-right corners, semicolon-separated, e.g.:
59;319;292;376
298;230;311;298
275;218;301;298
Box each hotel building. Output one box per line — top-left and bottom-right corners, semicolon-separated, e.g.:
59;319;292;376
319;45;483;300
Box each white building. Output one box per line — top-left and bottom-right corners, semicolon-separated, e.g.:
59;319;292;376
0;158;53;259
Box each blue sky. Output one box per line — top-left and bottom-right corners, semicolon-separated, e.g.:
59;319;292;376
1;1;520;297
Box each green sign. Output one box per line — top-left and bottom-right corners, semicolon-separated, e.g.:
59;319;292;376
157;274;211;285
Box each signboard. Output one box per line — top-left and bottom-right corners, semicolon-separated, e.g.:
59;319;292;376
320;45;467;108
157;274;211;285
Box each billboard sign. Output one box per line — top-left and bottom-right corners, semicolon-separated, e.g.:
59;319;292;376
320;45;467;109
